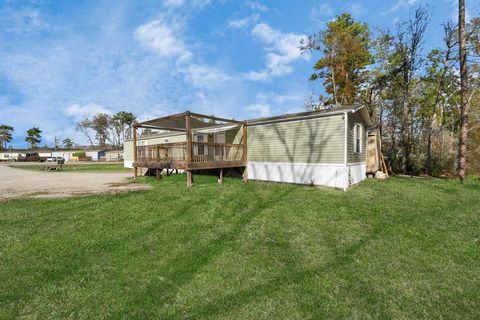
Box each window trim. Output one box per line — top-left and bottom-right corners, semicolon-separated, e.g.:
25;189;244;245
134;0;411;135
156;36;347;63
353;123;362;154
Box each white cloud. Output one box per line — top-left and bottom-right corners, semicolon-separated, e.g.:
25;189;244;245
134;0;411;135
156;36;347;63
228;14;260;29
245;1;268;12
256;92;304;106
242;88;308;119
64;103;111;120
163;0;186;7
347;3;366;16
0;1;316;147
244;23;310;81
384;0;418;14
309;3;334;20
243;70;270;81
246;103;271;117
252;89;307;115
2;7;50;34
162;0;211;8
134;18;192;62
181;64;233;89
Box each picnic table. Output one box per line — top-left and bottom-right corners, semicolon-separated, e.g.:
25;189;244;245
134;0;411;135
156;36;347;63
42;159;65;171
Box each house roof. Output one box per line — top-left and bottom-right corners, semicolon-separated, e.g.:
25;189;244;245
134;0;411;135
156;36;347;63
246;104;371;126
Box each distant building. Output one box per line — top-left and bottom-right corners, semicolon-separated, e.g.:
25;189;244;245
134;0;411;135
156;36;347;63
105;150;124;162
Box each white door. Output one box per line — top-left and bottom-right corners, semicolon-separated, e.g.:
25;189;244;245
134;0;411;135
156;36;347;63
213;132;225;161
193;134;208;161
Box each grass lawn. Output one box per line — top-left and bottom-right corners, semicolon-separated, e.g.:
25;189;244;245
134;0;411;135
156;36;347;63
0;175;479;319
8;162;130;172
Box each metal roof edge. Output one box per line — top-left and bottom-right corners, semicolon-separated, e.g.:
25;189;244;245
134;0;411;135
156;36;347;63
246;104;365;126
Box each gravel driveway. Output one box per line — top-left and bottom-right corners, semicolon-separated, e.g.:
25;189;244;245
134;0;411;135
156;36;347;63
0;164;148;201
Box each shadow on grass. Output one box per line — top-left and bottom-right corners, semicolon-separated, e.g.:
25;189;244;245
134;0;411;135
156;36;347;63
114;174;391;318
113;186;292;318
1;189;214;317
183;217;389;319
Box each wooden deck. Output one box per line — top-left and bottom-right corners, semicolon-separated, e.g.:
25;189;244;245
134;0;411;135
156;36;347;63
132;111;247;187
133;142;246;170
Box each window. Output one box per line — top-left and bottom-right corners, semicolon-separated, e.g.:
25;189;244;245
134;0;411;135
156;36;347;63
354;123;362;153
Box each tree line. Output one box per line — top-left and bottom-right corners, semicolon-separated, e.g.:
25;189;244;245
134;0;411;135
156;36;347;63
301;2;479;178
0;110;137;151
75;111;136;150
0;124;76;150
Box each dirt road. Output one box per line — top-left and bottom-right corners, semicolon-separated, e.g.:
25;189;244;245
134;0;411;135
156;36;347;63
0;164;148;201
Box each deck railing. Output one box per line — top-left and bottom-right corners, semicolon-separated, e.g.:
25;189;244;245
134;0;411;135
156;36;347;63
136;142;245;167
192;142;244;163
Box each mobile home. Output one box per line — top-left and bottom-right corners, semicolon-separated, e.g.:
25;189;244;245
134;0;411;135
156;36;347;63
124;105;375;189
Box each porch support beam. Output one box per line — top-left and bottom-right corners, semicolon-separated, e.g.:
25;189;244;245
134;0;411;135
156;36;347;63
242;122;248;183
186;112;193;188
218;168;224;185
343;112;348;192
189;112;241;124
135;125;186;132
133;125;138;180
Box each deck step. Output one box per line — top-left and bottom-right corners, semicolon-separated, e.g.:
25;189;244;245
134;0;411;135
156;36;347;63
144;168;157;177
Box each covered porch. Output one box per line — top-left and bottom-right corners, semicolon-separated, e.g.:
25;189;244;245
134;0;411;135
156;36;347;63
132;111;247;187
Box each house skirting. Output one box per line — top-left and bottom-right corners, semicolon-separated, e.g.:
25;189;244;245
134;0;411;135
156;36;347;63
126;159;367;189
247;161;366;189
345;162;367;187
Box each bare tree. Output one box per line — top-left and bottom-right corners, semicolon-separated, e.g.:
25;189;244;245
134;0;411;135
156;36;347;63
76;118;95;147
423;23;457;174
54;136;60;151
458;0;469;181
391;7;430;174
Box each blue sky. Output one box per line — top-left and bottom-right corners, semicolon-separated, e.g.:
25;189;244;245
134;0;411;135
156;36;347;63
0;0;478;147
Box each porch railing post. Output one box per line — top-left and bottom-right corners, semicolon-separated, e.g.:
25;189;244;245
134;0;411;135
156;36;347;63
186;112;193;187
242;122;247;162
133;125;138;179
242;122;248;182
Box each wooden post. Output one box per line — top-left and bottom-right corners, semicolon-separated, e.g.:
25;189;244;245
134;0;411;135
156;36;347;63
133;125;138;179
218;168;224;185
186;112;193;188
242;122;248;183
242;122;247;163
155;169;162;179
